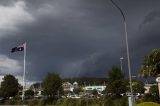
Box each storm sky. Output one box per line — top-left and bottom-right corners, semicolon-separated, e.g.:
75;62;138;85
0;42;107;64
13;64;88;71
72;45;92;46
0;0;160;82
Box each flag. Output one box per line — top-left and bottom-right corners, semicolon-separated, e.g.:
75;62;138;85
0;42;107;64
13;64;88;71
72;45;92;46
11;43;26;53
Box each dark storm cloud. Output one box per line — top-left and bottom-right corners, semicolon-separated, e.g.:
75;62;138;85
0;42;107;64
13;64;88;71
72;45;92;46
128;9;160;77
0;0;160;81
0;0;17;6
133;10;160;51
143;10;160;25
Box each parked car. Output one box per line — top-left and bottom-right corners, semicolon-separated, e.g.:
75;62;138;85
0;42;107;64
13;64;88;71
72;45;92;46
67;95;80;99
0;97;5;101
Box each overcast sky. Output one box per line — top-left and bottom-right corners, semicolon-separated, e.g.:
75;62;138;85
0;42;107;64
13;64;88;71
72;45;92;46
0;0;160;82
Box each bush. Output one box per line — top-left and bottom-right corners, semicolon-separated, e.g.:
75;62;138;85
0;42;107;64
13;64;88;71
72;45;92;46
104;97;128;106
140;93;159;103
104;98;114;106
42;97;57;105
62;98;78;106
137;102;160;106
57;98;127;106
113;97;128;106
3;100;15;105
56;98;102;106
87;98;99;106
74;99;88;106
28;99;39;106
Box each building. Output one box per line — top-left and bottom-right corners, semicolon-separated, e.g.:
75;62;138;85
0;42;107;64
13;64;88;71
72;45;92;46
144;83;157;94
73;82;78;88
84;86;106;91
62;82;74;92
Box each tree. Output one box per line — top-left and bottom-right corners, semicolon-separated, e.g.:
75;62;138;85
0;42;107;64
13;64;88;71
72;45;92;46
92;89;98;96
108;66;124;81
73;87;83;94
139;49;160;77
149;85;159;101
139;49;160;102
0;75;19;97
25;89;34;96
132;80;145;94
143;85;159;102
107;80;127;95
149;85;158;95
43;73;63;97
106;66;127;97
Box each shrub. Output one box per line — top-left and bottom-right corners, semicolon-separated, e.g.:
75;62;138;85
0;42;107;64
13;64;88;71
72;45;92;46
43;97;57;105
63;98;78;106
104;97;128;106
7;99;18;105
113;97;128;106
28;99;39;106
140;93;159;103
104;98;114;106
78;99;88;106
57;98;75;106
55;98;102;106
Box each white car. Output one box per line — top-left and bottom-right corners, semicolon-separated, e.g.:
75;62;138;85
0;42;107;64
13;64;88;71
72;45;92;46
68;95;80;99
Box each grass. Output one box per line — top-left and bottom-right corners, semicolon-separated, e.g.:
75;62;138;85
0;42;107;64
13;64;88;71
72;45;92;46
137;102;160;106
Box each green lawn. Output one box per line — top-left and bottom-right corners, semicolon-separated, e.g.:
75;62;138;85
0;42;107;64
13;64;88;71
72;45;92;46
137;102;160;106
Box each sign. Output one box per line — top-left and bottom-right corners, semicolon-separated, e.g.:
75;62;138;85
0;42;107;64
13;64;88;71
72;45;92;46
156;77;160;83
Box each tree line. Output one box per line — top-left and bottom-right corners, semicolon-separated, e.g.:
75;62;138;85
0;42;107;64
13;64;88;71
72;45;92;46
0;49;159;105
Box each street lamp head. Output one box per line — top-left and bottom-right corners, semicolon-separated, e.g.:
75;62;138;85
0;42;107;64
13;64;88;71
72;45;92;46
120;57;124;60
131;76;136;78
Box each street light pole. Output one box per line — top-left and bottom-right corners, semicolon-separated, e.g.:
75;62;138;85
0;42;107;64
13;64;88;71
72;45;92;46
110;0;134;106
120;57;124;72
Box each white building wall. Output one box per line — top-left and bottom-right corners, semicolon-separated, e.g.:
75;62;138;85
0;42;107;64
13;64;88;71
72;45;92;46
84;86;106;91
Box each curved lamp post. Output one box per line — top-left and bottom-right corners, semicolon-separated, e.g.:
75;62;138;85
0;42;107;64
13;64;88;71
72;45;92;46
110;0;134;106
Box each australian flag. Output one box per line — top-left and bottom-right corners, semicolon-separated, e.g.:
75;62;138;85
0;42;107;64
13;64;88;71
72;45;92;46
11;43;26;53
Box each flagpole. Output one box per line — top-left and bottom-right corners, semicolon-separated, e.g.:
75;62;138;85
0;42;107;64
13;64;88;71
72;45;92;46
22;43;26;101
